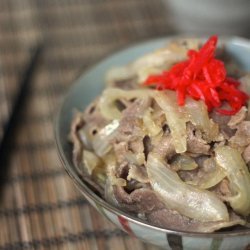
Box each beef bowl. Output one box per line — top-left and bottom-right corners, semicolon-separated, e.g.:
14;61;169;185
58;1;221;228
55;36;250;250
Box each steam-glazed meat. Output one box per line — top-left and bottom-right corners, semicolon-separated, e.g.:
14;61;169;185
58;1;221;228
229;121;250;147
113;186;165;213
113;98;150;145
243;144;250;164
148;209;245;233
127;165;149;183
228;107;247;127
186;123;210;155
152;134;175;159
210;110;235;138
69;112;85;166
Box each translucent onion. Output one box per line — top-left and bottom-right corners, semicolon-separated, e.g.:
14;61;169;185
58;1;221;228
127;165;149;183
132;52;169;83
82;150;102;175
142;108;162;136
106;66;136;86
103;153;126;187
186;158;227;189
92;119;119;157
99;88;153;120
171;154;198;171
79;124;101;150
215;146;250;216
154;91;189;153
131;44;193;83
104;177;119;206
125;151;145;166
184;97;219;142
146;153;229;222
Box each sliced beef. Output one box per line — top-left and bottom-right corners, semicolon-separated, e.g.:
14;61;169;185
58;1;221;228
178;156;212;182
113;142;128;164
113;186;165;213
113;135;146;168
228;107;247;128
195;155;210;169
147;208;193;231
114;98;151;142
198;157;216;174
115;161;148;185
128;138;144;155
148;209;245;233
218;179;232;197
243;144;250;164
112;98;152;167
69;112;85;166
127;165;149;183
210;109;235;138
186;123;210;155
152;134;176;160
211;178;232;200
116;161;130;180
115;116;143;143
229;121;250;147
178;169;198;182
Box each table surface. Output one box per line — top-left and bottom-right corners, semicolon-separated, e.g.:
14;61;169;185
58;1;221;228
0;1;175;249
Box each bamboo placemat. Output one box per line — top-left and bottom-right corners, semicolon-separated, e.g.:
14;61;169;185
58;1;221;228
0;1;174;249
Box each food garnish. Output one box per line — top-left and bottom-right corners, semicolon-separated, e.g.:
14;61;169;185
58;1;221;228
144;35;249;115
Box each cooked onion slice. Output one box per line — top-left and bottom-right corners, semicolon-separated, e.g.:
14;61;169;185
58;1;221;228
215;146;250;216
99;88;152;120
106;66;136;86
171;154;198;171
184;97;219;142
154;91;189;153
125;151;145;166
143;108;162;136
147;153;229;222
83;150;102;175
92;119;119;157
186;158;226;189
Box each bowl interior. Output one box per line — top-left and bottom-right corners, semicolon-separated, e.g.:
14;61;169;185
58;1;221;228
55;36;250;236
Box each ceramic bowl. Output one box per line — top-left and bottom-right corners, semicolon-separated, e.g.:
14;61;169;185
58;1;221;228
55;36;250;250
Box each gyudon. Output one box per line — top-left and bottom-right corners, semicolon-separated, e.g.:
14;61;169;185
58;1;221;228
69;36;250;233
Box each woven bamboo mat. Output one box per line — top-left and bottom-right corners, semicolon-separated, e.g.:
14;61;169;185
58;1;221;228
0;1;174;249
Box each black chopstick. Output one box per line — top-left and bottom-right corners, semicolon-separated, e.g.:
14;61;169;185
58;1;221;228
0;44;43;195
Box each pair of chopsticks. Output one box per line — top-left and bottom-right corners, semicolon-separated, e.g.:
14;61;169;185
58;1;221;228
0;44;43;196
